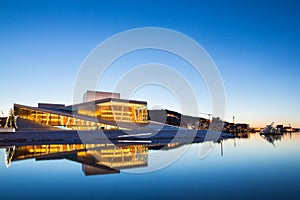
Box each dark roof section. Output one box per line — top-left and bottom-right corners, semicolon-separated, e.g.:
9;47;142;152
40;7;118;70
38;103;65;109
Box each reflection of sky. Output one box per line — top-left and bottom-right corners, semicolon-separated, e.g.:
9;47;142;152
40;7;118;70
0;1;300;127
0;133;300;199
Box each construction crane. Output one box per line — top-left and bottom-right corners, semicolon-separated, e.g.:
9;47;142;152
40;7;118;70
199;112;212;121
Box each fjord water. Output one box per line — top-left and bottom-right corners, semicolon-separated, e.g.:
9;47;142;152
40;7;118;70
0;133;300;199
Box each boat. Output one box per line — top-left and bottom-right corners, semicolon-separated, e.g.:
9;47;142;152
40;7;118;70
260;122;281;135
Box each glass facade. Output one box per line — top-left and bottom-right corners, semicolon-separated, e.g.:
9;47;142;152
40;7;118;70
77;100;148;123
14;104;118;130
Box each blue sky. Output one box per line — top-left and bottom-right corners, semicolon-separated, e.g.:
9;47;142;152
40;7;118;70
0;0;299;127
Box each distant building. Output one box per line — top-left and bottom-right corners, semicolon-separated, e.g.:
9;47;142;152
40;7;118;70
236;123;250;131
223;121;250;133
276;125;285;132
14;91;148;130
284;126;293;132
148;109;181;126
148;109;209;130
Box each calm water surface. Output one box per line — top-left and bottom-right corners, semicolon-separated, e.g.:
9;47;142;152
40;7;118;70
0;133;300;199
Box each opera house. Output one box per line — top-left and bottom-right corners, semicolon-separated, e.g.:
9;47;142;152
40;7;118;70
14;91;148;130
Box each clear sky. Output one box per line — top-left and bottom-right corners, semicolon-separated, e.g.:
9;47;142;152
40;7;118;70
0;0;299;127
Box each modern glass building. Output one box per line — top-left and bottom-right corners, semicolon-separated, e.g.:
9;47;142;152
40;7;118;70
14;91;148;130
70;98;148;123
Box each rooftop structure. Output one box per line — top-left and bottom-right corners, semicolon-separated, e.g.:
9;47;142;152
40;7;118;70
83;90;120;102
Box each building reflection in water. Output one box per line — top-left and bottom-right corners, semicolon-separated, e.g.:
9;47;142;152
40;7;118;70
4;144;148;176
260;134;282;146
3;140;234;175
